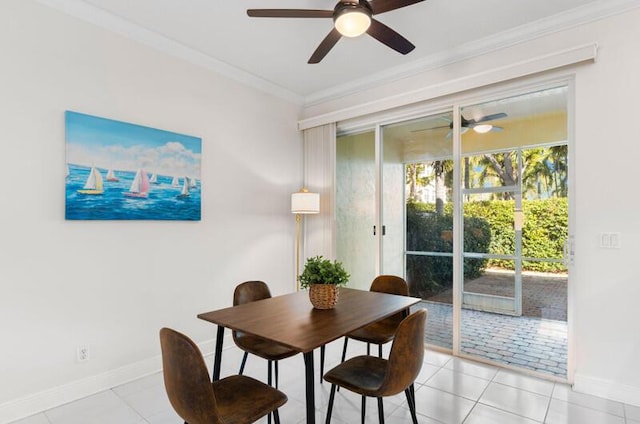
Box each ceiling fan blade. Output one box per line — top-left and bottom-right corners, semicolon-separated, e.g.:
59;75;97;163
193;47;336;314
247;9;333;18
308;28;342;64
369;0;425;15
367;19;415;54
475;112;508;123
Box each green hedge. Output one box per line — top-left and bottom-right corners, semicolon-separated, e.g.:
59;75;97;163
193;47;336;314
407;198;568;274
462;198;568;272
406;204;491;297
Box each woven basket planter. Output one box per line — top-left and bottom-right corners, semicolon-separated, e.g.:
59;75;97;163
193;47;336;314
308;284;340;309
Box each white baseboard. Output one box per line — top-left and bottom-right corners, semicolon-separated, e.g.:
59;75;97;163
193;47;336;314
0;338;221;424
573;373;640;407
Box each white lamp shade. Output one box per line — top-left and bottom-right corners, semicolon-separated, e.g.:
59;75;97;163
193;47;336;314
334;11;371;37
291;192;320;214
473;124;493;134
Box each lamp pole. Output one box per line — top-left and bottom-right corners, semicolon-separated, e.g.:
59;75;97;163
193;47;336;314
291;188;320;291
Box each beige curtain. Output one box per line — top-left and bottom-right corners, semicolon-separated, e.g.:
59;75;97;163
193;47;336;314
302;123;336;260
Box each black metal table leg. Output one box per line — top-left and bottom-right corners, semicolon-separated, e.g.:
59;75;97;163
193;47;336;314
320;345;325;383
212;325;225;382
303;351;316;424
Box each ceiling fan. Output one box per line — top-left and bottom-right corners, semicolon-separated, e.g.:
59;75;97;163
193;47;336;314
414;113;508;137
247;0;425;64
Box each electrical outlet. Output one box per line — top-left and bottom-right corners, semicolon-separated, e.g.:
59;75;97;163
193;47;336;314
599;232;621;249
76;345;90;362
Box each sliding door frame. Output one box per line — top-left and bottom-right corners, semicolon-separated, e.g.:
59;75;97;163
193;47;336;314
336;73;576;383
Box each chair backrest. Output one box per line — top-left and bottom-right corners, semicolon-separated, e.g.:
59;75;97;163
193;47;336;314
159;327;220;424
370;275;409;296
377;309;427;397
234;280;272;306
233;281;272;344
371;275;409;324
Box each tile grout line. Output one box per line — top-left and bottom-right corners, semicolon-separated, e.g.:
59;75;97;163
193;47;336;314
108;388;146;423
542;382;555;423
461;362;500;423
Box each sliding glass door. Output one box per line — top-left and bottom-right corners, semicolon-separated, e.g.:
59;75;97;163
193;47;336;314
336;84;570;379
381;113;455;350
459;88;569;377
336;130;377;291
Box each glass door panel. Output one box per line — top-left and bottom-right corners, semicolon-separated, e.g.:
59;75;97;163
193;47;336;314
382;112;454;350
458;86;569;378
336;130;377;291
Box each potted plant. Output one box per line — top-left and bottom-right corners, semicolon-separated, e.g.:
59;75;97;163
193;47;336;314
299;255;350;309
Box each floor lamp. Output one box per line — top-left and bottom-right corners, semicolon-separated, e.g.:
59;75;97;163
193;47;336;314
291;188;320;291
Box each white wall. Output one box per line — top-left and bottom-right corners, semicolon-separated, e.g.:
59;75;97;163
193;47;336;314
0;1;302;420
302;9;640;405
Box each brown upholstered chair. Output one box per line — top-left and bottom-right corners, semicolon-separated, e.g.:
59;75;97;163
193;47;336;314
233;281;298;389
323;309;427;424
159;327;287;424
341;275;410;361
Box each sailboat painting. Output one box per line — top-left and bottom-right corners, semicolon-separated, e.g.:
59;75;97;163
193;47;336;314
176;177;190;199
65;111;201;220
105;168;119;182
124;169;151;198
77;166;104;195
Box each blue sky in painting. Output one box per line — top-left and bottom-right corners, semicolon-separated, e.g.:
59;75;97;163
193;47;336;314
65;111;201;179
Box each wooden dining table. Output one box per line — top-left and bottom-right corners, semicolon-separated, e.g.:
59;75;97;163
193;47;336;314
197;287;421;424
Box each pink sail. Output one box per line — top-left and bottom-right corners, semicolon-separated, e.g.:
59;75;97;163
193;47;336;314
124;169;150;198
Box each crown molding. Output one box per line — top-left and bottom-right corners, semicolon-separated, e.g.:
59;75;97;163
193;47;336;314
35;0;304;105
303;0;640;106
35;0;640;108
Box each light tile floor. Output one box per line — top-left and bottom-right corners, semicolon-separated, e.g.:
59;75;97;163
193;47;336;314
10;339;640;424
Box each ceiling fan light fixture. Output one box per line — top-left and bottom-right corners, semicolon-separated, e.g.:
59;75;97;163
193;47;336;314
473;124;493;134
334;5;371;37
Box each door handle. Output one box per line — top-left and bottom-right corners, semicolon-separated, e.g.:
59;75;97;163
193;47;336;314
373;225;386;236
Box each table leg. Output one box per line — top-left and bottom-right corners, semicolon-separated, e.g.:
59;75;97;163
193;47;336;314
212;325;225;382
303;351;316;424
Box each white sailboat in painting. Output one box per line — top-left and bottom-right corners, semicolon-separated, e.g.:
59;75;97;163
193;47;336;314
171;176;179;187
105;168;119;182
77;167;104;195
124;169;150;198
176;177;190;199
149;173;159;184
188;176;197;189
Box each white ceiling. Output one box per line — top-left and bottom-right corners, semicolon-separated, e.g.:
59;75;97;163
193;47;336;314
39;0;639;103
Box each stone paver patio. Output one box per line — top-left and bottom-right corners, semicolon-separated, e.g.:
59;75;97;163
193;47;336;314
414;270;568;378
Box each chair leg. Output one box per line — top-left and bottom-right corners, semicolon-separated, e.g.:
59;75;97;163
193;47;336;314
410;383;416;411
361;396;367;424
267;361;273;424
273;408;281;424
338;338;349;392
320;345;325;383
378;343;383;358
405;388;418;424
275;360;279;389
325;384;337;424
238;351;248;375
366;342;370;356
341;337;349;362
377;397;385;424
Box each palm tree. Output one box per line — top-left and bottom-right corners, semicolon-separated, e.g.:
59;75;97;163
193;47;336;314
406;163;428;202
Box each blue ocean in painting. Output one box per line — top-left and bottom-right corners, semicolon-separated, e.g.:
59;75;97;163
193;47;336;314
66;165;201;221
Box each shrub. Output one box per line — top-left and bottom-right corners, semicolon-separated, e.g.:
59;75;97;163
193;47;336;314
405;198;568;296
406;203;491;297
